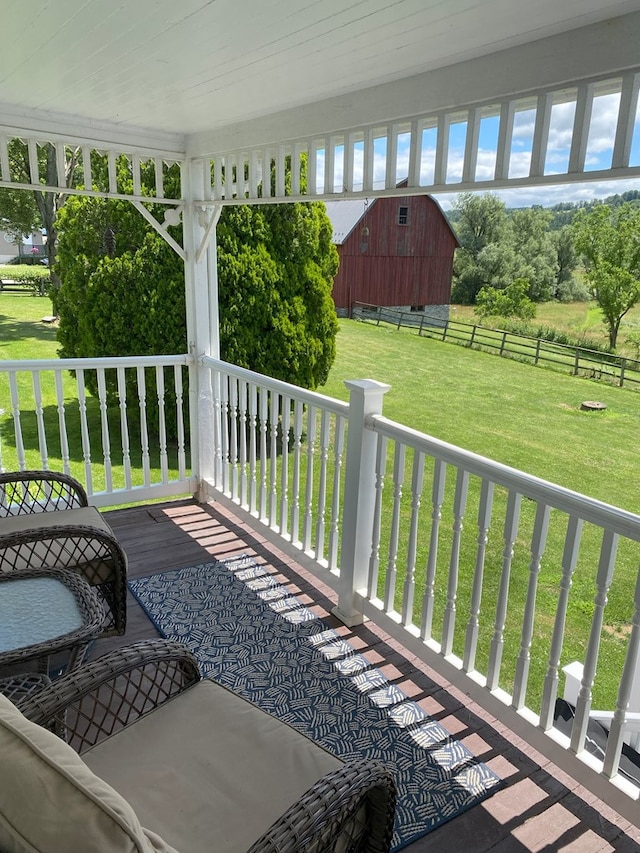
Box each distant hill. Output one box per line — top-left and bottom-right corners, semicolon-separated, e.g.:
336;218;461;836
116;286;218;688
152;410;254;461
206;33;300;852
444;190;640;230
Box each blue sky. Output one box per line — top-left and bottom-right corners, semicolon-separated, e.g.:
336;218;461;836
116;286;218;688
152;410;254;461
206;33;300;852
316;89;640;210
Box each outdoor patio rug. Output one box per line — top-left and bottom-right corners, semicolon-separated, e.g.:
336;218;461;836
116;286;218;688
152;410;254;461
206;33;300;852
128;556;503;850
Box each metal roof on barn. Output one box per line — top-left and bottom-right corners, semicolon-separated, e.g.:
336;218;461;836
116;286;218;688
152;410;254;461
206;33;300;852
324;200;375;245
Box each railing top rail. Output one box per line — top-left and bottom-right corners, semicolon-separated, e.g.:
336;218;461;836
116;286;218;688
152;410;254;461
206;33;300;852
0;354;192;371
371;413;640;539
202;356;350;417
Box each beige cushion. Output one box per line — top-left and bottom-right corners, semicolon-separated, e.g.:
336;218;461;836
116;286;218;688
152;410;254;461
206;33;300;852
0;506;113;537
0;507;116;582
84;679;343;853
0;693;177;853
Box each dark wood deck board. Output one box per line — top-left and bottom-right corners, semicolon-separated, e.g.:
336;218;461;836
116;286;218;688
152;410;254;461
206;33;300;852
95;498;639;853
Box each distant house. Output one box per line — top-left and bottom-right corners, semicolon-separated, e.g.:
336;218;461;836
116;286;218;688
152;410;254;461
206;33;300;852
324;193;458;325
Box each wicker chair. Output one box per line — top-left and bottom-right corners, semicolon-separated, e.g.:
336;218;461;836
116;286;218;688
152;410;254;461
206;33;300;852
0;470;89;513
14;639;397;853
0;471;127;635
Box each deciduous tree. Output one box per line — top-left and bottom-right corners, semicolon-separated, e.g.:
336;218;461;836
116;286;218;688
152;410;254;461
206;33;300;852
573;203;640;349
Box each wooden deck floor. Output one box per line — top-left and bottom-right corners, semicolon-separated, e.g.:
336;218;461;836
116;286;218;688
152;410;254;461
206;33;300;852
97;497;640;853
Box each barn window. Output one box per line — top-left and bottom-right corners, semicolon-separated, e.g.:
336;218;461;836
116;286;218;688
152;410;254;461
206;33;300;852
398;206;409;225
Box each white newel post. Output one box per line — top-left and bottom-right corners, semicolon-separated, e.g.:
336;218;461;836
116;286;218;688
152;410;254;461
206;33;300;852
183;160;221;500
333;379;390;627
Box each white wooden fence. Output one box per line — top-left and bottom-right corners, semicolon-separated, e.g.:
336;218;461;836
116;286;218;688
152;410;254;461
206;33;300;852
0;355;195;506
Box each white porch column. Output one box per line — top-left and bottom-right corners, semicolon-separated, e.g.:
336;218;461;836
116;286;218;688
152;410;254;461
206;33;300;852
183;159;220;499
333;379;390;627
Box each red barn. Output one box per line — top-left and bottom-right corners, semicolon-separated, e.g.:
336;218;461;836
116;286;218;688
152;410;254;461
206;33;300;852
325;193;458;324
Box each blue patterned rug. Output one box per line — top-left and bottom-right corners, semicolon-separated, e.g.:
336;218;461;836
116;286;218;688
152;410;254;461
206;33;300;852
128;556;502;850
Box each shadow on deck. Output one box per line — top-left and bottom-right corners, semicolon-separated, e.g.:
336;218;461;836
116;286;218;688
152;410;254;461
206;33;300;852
95;498;640;853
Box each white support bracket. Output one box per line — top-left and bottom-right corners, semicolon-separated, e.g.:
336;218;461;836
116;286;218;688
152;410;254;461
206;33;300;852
130;200;185;260
195;204;222;264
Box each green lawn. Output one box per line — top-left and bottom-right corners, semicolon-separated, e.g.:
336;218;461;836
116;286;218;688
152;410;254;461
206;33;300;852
322;318;640;513
320;318;640;708
0;291;58;361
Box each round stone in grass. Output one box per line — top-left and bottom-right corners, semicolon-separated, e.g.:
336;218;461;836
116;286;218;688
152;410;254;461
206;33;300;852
580;400;607;412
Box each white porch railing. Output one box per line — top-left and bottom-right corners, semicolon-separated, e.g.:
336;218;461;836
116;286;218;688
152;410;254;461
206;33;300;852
0;355;195;506
200;357;640;822
3;352;640;819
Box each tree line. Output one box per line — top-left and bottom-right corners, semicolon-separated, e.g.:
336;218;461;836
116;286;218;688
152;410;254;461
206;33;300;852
449;192;640;349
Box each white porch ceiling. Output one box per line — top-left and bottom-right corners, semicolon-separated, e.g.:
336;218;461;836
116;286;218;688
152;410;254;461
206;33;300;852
1;0;640;153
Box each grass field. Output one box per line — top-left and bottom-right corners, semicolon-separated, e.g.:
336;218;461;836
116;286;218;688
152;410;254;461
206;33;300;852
452;300;640;359
322;318;640;513
320;317;640;708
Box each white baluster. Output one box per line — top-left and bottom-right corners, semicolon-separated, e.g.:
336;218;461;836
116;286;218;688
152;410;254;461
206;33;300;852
269;391;280;527
258;388;268;520
54;370;71;476
603;566;640;778
343;132;355;193
56;143;66;189
276;146;286;198
116;367;132;491
433;114;448;186
107;150;117;194
279;396;290;536
239;381;248;507
0;136;10;180
155;365;168;485
291;143;304;197
290;400;304;545
513;503;551;709
96;369;112;491
154;157;165;199
220;375;230;495
248;383;258;513
464;479;495;672
402;450;425;627
229;377;239;500
462;108;480;184
540;515;583;730
494;100;516;180
31;372;48;469
367;434;387;600
384;443;406;613
132;153;141;197
27;139;39;185
487;490;522;690
421;459;446;640
327;414;345;572
324;138;335;195
315;409;331;561
9;373;26;471
82;145;93;191
407;119;422;188
174;365;186;482
136;366;151;488
568;84;594;174
530;93;553;177
302;405;317;552
75;369;93;495
612;72;640;169
363;127;375;193
442;468;470;656
571;530;618;753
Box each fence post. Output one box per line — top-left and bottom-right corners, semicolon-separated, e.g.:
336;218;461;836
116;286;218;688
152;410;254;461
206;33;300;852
334;379;390;626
